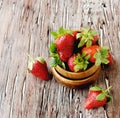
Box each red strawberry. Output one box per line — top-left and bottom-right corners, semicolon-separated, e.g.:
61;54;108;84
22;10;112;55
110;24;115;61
68;53;90;72
76;27;99;47
82;45;113;66
82;45;101;63
68;55;76;72
28;55;49;81
84;85;112;109
107;52;114;65
51;27;76;62
92;35;99;45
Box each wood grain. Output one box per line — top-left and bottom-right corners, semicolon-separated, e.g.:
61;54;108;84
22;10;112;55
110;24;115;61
0;0;120;118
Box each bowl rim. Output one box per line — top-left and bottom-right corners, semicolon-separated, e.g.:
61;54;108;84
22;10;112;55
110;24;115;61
52;66;101;88
55;64;100;79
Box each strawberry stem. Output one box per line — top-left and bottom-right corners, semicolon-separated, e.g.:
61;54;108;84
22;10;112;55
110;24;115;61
27;54;35;63
105;86;112;92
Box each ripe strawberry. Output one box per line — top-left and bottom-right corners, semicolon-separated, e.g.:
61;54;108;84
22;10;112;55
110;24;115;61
84;85;112;109
82;45;101;63
76;27;99;47
107;52;114;65
93;46;114;65
92;35;99;45
68;53;90;72
28;55;49;81
82;45;113;65
51;27;76;62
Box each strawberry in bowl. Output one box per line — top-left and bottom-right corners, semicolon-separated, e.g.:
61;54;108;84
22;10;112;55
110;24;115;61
51;27;76;62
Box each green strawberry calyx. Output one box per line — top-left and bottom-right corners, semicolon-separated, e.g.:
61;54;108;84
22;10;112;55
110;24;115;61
49;42;65;69
51;27;74;39
35;57;45;64
94;46;110;66
28;54;35;71
28;54;45;71
73;53;90;72
76;27;97;48
90;85;112;102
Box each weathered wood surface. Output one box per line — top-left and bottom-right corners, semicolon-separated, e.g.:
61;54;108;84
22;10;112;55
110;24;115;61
0;0;120;118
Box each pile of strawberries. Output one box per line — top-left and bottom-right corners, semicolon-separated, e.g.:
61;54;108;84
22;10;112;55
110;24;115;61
49;27;113;72
27;27;113;110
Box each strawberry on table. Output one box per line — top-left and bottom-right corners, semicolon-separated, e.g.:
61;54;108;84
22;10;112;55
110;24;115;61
51;27;76;62
76;27;99;47
28;55;50;81
84;85;112;110
68;53;90;72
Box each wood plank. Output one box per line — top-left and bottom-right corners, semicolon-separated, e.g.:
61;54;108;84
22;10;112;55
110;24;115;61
0;0;120;118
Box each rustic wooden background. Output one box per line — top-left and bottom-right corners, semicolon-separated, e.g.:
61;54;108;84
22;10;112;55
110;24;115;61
0;0;120;118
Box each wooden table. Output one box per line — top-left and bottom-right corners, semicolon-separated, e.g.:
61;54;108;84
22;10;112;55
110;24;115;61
0;0;120;118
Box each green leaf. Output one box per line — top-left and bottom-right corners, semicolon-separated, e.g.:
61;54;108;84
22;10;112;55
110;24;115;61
66;29;74;36
74;64;83;72
86;40;92;47
35;57;45;64
101;58;109;64
83;63;87;70
82;27;90;33
95;58;101;66
102;46;109;50
49;42;57;53
94;46;110;65
90;85;103;91
78;38;86;48
96;93;106;101
90;29;97;36
28;61;33;71
85;54;90;60
73;53;90;72
50;57;58;67
76;33;82;39
77;27;98;47
51;32;58;39
58;27;65;34
51;27;74;39
90;85;112;102
61;62;66;69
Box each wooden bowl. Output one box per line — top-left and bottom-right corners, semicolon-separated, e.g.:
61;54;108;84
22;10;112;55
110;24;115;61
52;66;101;89
55;64;100;79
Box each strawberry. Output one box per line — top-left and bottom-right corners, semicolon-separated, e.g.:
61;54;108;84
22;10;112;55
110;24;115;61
107;52;114;65
28;55;49;81
51;27;76;62
82;45;101;63
76;27;99;47
68;53;90;72
93;46;114;65
82;45;113;65
49;42;66;69
92;35;99;45
84;85;112;109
